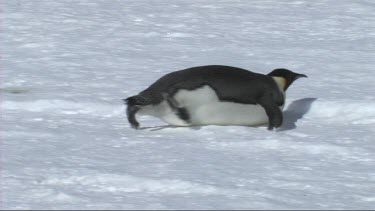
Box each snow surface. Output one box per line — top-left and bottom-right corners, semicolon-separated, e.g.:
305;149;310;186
1;0;375;209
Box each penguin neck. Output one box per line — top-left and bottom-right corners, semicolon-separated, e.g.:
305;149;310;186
272;77;287;93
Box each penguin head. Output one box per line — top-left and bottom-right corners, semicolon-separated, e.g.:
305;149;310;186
268;68;307;91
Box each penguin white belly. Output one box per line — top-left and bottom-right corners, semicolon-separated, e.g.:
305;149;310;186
189;101;269;126
139;85;283;127
173;85;273;126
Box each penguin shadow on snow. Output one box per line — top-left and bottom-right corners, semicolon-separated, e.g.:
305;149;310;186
278;97;317;131
138;98;316;132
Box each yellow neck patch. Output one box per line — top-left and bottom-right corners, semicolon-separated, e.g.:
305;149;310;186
272;77;287;92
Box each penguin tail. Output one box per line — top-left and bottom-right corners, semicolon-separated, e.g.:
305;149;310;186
123;95;145;129
123;95;148;106
123;96;136;105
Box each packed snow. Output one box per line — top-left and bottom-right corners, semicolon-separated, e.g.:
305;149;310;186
1;0;375;209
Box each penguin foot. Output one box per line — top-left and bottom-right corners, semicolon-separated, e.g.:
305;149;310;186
163;92;191;123
176;107;191;123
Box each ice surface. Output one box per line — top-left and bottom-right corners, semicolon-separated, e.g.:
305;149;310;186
1;0;375;209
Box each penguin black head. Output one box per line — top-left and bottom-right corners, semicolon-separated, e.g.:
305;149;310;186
268;68;307;91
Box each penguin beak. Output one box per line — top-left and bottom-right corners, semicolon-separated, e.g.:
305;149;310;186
296;74;307;79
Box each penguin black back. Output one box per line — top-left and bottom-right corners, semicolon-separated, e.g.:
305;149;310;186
136;65;282;105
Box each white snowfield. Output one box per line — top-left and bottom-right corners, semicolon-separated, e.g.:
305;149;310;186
1;0;375;209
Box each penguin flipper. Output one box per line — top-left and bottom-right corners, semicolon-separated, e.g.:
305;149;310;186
162;93;191;123
257;94;283;130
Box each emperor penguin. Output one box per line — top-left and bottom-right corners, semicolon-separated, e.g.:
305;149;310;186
124;65;307;130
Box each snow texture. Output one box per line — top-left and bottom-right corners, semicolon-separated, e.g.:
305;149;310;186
1;0;375;209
